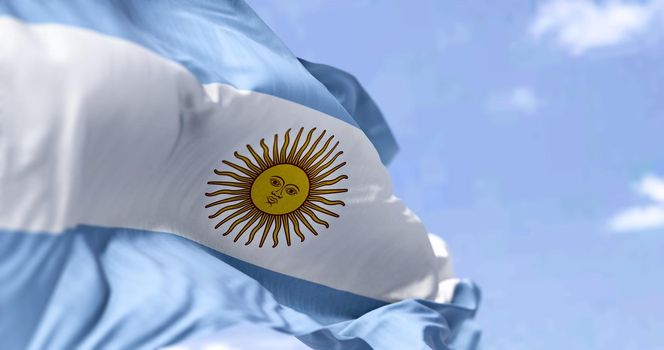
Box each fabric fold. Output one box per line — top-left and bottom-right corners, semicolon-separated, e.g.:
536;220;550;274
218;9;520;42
1;228;480;350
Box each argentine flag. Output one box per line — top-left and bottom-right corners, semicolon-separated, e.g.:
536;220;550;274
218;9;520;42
0;1;480;349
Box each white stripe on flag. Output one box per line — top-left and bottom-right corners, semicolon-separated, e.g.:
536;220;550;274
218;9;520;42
0;17;456;303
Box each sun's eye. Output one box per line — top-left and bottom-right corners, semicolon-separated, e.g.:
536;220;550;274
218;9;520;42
284;186;298;196
270;177;282;187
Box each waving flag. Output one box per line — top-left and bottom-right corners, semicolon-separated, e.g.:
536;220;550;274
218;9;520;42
0;1;480;349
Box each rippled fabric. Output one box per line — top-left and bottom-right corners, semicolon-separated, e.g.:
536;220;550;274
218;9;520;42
0;228;480;350
0;1;480;348
299;59;399;164
0;0;402;164
0;0;352;125
0;228;314;349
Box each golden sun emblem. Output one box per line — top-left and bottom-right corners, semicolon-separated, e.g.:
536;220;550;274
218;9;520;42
205;128;348;248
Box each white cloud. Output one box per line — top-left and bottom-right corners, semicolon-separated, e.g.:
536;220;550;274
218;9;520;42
609;206;664;231
609;174;664;232
637;174;664;203
486;86;541;116
530;0;664;55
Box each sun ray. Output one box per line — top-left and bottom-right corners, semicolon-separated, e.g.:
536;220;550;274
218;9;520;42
312;162;347;183
293;128;316;164
206;127;347;247
311;174;348;189
233;211;265;242
295;210;318;236
260;138;273;167
310;188;348;195
233;151;262;174
222;160;256;178
246;144;268;169
205;196;249;208
223;208;259;236
245;214;267;246
281;215;291;246
302;135;334;169
308;196;345;206
272;133;280;166
287;127;304;163
304;202;340;218
289;213;306;242
280;128;290;163
205;188;249;197
259;216;274;248
300;206;330;228
233;209;262;242
296;130;326;167
207;180;250;188
208;201;251;219
271;216;282;248
214;203;253;229
214;169;253;183
309;151;344;177
308;141;339;172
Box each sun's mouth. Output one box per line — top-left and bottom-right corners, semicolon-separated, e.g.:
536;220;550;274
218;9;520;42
266;195;279;205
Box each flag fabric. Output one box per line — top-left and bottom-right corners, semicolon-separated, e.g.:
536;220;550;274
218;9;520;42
0;1;480;349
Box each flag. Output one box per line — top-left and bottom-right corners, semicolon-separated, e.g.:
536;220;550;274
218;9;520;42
0;1;480;349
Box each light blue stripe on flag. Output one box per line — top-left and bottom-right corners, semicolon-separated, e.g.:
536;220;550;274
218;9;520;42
0;0;396;164
0;227;479;350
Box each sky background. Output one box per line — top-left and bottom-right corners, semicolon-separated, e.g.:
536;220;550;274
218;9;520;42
184;1;664;349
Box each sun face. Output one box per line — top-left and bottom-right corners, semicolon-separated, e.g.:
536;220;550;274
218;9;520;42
205;128;348;248
251;164;310;215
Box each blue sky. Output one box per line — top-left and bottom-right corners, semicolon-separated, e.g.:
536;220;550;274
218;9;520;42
191;1;664;349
